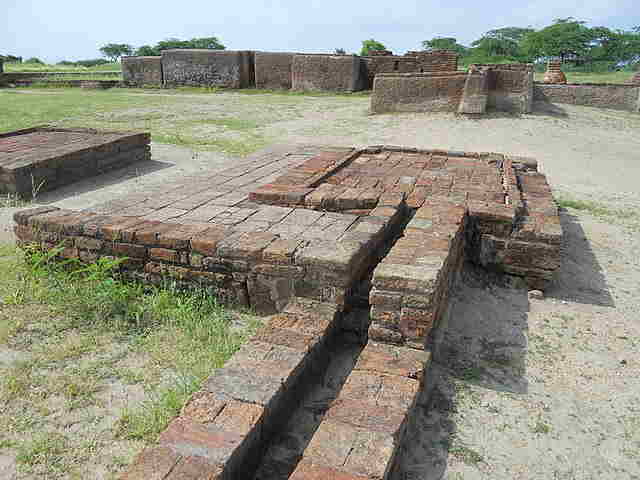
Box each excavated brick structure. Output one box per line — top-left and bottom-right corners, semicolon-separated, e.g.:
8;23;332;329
630;71;640;86
1;127;150;197
405;49;459;73
543;60;567;84
14;144;562;480
458;71;489;114
121;56;162;87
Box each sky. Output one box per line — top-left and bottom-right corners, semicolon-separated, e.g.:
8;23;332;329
1;0;638;63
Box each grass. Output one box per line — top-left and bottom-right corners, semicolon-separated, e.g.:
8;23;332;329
556;195;639;230
4;62;121;72
0;193;30;208
533;70;635;84
0;243;257;477
450;444;485;465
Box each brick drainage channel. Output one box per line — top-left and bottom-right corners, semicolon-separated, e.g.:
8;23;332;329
14;145;562;479
253;207;416;479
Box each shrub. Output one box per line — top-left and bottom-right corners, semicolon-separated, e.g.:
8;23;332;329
75;58;110;67
24;57;44;64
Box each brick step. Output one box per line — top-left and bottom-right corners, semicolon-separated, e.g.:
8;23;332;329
121;297;342;480
290;342;433;480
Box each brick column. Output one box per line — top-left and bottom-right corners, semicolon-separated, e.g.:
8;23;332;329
543;60;567;84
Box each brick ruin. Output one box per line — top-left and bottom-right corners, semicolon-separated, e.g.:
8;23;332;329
371;64;536;115
291;54;368;92
14;144;562;479
121;56;162;87
534;82;640;112
543;60;567;84
121;49;460;92
161;49;255;89
0;127;150;198
254;52;296;90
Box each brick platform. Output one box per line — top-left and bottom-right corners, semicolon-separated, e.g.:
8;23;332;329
0;127;150;197
13;145;562;479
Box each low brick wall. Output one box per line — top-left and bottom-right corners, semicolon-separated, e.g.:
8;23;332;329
161;49;255;88
472;64;534;114
533;83;640;112
0;127;150;197
407;50;459;73
292;54;367;92
254;52;295;89
371;72;468;113
121;56;162;87
361;55;418;89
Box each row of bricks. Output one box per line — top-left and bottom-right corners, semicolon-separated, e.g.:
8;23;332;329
13;208;384;275
291;342;431;479
122;298;342;480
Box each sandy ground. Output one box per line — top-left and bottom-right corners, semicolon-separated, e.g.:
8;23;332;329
1;93;639;479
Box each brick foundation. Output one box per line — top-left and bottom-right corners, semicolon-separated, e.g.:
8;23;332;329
371;72;468;113
292;55;367;92
0;127;150;197
161;50;255;88
13;144;562;480
534;82;640;112
254;52;296;90
122;56;162;87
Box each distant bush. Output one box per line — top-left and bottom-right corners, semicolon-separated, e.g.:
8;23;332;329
76;58;110;67
1;54;23;63
24;57;45;64
57;60;77;66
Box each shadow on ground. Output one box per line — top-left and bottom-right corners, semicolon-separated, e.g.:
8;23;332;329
545;210;615;307
530;100;569;118
391;211;614;479
33;159;173;204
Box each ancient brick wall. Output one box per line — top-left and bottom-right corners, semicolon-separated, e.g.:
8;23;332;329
472;64;534;113
161;49;255;88
361;55;418;89
292;54;367;92
407;50;459;73
458;72;489;114
121;56;162;87
1;127;150;197
370;72;468;113
534;83;640;112
254;52;295;89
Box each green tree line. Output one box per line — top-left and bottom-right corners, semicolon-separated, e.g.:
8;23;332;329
422;18;640;71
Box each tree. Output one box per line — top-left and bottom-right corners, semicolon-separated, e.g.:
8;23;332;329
421;37;466;55
360;39;386;56
24;57;44;64
155;36;225;51
521;18;593;62
135;45;160;56
470;27;534;60
99;43;133;62
334;48;346;55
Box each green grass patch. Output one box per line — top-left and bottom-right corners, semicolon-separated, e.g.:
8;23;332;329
534;70;634;84
4;62;121;73
556;196;639;223
154;132;268;155
450;443;485;465
0;243;257;474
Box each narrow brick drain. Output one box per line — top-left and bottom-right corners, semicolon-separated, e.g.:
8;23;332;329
253;313;367;479
251;209;414;479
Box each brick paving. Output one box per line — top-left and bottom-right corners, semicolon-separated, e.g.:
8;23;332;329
13;143;562;479
0;127;149;197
